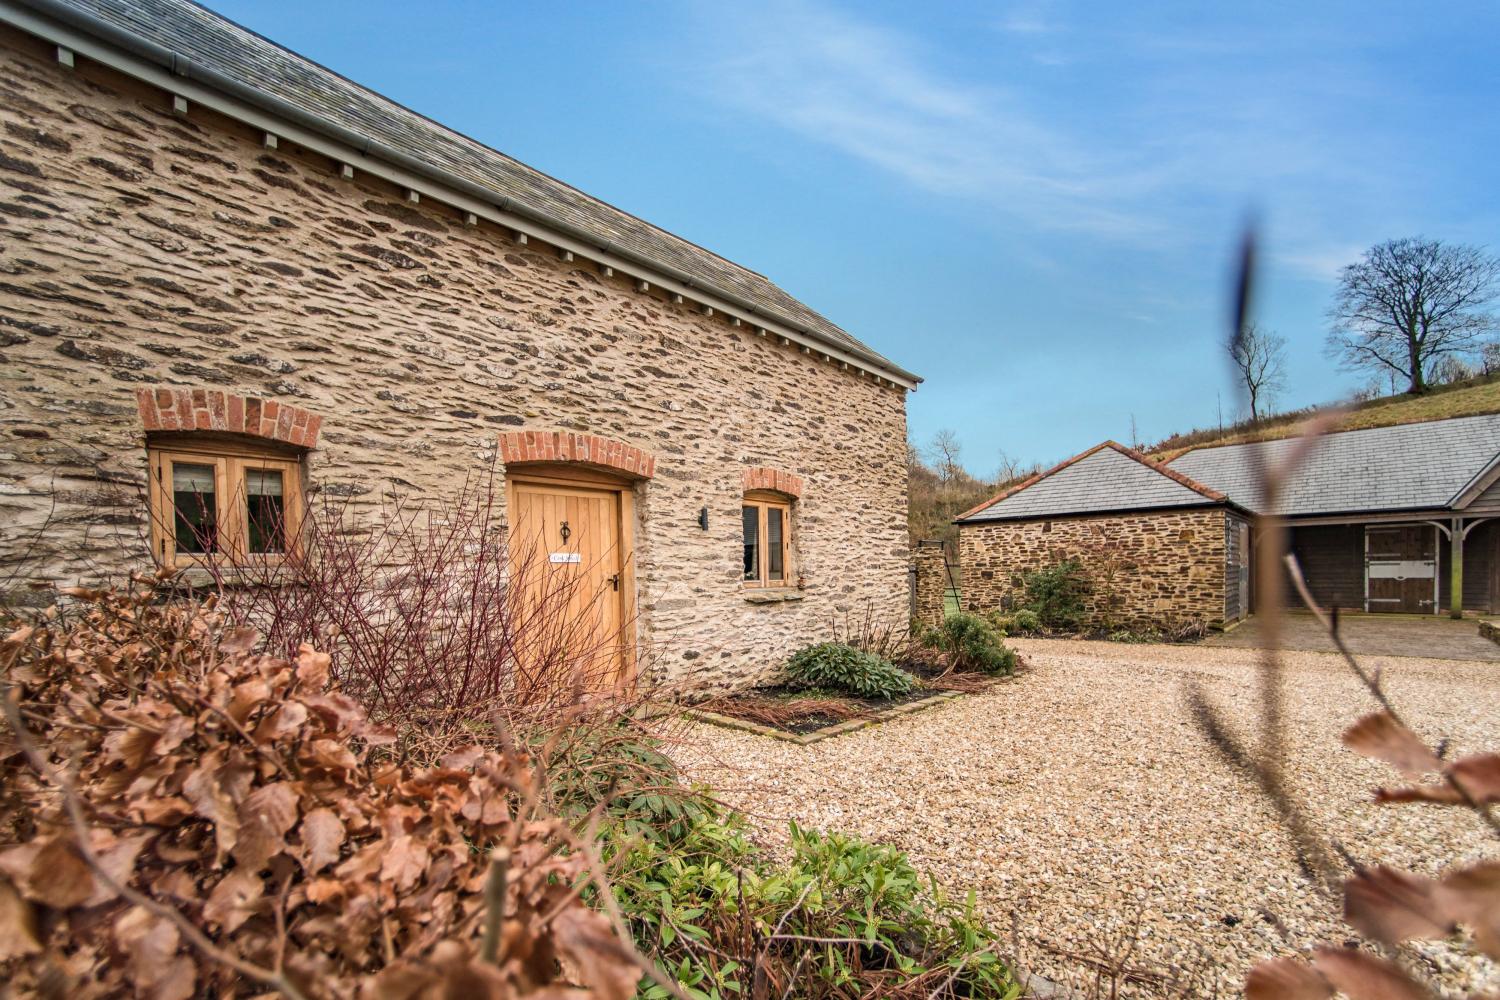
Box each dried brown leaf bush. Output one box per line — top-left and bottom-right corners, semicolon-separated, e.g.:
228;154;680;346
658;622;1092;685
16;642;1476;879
0;587;665;999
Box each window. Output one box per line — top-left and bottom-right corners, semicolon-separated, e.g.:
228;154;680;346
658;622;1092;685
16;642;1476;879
148;443;303;567
742;491;793;588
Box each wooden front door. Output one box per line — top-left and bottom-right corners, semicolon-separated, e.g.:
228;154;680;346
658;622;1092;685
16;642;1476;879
509;473;632;689
1365;525;1438;614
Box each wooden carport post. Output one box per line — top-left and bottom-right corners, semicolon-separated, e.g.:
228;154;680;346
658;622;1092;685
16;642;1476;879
1450;516;1464;619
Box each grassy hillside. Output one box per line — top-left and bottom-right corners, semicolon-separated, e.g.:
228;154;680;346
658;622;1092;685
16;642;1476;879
907;455;998;548
908;375;1500;545
1148;374;1500;460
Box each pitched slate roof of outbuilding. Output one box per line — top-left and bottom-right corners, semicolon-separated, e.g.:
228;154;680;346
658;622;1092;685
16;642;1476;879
30;0;916;384
1168;413;1500;516
957;442;1227;523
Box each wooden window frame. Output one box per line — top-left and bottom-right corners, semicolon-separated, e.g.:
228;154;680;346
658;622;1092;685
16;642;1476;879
147;441;304;569
742;490;794;589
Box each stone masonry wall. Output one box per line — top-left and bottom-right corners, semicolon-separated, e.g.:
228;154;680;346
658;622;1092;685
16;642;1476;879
0;30;911;691
910;542;949;629
958;507;1231;630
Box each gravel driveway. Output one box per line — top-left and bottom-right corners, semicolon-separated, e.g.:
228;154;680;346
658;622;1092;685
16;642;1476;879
672;639;1500;997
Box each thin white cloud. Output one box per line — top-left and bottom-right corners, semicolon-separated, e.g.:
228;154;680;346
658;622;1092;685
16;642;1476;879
996;4;1056;37
1270;243;1365;283
685;0;1156;238
675;0;1450;281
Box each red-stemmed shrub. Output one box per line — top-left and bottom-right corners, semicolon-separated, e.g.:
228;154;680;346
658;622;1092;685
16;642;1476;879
165;467;645;732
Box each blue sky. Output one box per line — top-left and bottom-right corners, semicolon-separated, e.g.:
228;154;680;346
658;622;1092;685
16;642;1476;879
211;0;1500;477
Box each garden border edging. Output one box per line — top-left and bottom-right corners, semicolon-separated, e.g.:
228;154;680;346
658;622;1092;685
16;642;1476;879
671;673;1022;744
683;690;965;744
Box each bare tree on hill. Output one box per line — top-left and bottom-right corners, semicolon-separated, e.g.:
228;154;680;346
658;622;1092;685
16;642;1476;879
1228;322;1287;420
1326;237;1500;394
995;448;1023;484
925;429;964;485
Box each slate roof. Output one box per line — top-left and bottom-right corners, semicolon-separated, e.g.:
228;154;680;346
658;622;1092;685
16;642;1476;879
957;442;1227;523
957;415;1500;525
30;0;915;383
1168;413;1500;516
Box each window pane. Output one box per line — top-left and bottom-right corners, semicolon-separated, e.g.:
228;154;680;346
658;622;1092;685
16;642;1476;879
742;505;759;582
767;507;784;580
246;468;283;497
246;468;285;553
172;463;217;554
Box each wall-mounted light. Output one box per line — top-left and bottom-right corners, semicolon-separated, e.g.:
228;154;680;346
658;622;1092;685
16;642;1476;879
698;507;709;531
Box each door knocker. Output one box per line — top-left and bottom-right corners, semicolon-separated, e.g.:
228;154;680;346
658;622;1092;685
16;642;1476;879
559;521;571;544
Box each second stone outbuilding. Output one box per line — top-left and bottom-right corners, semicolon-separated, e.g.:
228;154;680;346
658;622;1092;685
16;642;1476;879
953;442;1252;631
953;415;1500;632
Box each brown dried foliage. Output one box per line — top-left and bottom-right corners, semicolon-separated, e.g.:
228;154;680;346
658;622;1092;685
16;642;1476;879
0;588;649;999
695;694;873;728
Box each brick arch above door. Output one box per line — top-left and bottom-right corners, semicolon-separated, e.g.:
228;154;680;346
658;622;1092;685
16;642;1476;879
498;430;656;479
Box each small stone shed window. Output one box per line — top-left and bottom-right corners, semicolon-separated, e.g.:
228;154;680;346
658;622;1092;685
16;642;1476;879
147;443;304;567
742;490;793;588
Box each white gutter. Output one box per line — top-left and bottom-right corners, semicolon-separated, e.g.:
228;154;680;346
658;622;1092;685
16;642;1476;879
1;0;920;390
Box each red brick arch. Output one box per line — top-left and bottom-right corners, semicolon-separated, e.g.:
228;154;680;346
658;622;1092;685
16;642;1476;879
135;388;323;448
499;430;655;479
743;466;804;498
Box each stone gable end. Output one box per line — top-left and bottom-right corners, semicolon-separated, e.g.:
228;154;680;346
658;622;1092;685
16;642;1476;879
959;508;1231;630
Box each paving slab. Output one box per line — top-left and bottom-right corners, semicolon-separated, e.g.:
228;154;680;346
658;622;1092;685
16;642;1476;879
1203;612;1500;661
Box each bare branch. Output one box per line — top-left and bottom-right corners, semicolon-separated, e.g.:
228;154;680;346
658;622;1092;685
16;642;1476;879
480;846;512;964
1282;554;1500;839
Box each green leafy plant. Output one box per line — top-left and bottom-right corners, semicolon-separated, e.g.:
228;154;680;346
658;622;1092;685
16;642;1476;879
933;613;1016;675
982;611;1012;636
1009;608;1042;634
605;806;1022;1000
546;719;717;847
785;642;915;700
1019;559;1090;631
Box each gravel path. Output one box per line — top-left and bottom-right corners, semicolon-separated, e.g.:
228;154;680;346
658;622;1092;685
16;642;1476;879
671;639;1500;997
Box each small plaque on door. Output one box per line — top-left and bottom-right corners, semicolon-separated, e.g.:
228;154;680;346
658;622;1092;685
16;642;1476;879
549;552;581;564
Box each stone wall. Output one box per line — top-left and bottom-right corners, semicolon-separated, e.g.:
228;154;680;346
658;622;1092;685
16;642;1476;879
0;29;911;691
910;541;950;629
958;507;1231;630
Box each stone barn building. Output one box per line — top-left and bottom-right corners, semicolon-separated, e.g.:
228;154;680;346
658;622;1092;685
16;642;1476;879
955;442;1252;631
0;0;920;691
952;415;1500;631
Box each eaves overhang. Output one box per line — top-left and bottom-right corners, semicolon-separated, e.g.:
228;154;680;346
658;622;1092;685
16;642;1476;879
0;0;922;390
